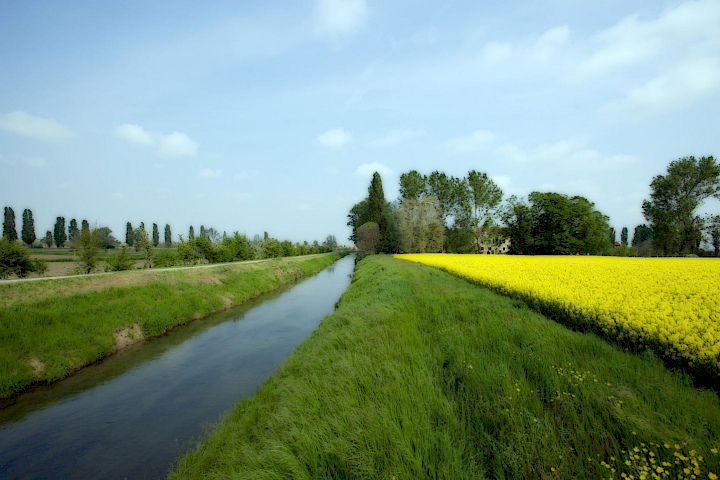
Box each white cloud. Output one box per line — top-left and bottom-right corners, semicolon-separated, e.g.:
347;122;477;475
315;127;353;149
604;57;720;116
198;168;222;179
479;42;513;64
314;0;367;36
158;132;198;157
371;128;423;148
577;0;720;78
528;25;570;63
235;170;258;181
114;124;155;146
354;162;393;179
0;111;75;141
447;130;496;154
114;123;198;158
22;157;46;168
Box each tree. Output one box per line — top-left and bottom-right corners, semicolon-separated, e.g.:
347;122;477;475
368;172;386;225
54;217;67;248
200;225;206;239
136;225;154;267
502;192;611;255
398;197;444;253
152;223;159;247
0;237;46;278
96;227;119;249
347;200;371;243
356;222;381;257
82;219;89;232
126;222;134;247
632;224;653;246
609;227;616;244
399;170;427;201
21;209;36;246
708;215;720;257
642;156;720;255
427;171;454;229
323;235;338;251
189;226;195;240
44;230;53;248
467;170;503;252
620;227;629;246
68;219;79;244
3;207;17;241
77;226;99;273
164;224;172;246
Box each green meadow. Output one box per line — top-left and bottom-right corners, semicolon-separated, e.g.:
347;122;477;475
171;255;720;480
0;253;342;399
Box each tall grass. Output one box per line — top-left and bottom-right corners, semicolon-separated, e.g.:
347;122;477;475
0;254;342;399
171;255;720;479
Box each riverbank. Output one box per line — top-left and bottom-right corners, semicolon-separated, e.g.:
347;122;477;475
171;255;720;479
0;253;343;399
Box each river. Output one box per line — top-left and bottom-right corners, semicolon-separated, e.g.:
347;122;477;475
0;255;355;479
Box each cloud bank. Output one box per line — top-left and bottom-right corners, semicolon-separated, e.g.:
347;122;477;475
0;111;75;141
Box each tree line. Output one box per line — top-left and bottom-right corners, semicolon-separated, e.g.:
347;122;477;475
1;207;340;277
348;155;720;257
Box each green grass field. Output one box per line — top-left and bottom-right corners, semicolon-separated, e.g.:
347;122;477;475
171;255;720;480
0;253;342;399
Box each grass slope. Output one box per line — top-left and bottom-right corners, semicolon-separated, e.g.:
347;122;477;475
171;255;720;480
0;253;341;399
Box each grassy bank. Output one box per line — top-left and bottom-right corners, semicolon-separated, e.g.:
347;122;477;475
171;255;720;480
0;253;342;399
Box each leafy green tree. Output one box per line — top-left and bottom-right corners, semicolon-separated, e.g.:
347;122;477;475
503;192;611;255
427;171;454;228
44;230;53;248
632;224;653;246
54;217;67;247
399;170;427;201
82;219;89;232
189;226;195;240
467;170;503;252
164;224;172;246
347;200;371;243
609;227;616;244
323;235;338;251
77;225;99;273
200;225;206;239
152;223;159;247
620;227;628;246
398;197;443;253
356;222;381;257
3;207;17;241
136;225;154;267
125;222;134;247
68;219;79;244
642;156;720;255
222;232;253;261
107;245;134;271
0;237;46;278
96;227;119;249
21;208;36;246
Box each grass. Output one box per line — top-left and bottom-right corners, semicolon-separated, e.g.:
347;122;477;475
170;255;720;480
0;253;342;399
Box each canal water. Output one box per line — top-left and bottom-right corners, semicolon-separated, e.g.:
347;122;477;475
0;255;355;479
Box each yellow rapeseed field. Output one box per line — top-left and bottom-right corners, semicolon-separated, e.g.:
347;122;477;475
397;254;720;374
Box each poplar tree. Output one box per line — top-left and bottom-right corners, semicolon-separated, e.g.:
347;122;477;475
152;223;159;247
44;230;53;248
164;224;172;246
54;217;67;247
3;207;17;241
68;219;79;243
22;209;36;246
621;227;629;246
125;222;134;247
189;226;195;240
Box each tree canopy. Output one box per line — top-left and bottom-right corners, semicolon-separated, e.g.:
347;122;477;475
642;156;720;255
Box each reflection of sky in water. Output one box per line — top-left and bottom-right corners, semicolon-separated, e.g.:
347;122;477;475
0;256;355;480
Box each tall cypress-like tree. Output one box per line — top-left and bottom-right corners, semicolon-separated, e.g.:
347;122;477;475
21;209;36;246
54;217;67;247
152;223;159;247
620;227;629;246
68;219;79;243
189;226;195;240
164;224;172;246
368;172;386;225
126;222;134;246
44;230;53;248
3;207;17;241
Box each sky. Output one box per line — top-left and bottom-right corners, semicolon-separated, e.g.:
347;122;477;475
1;0;719;244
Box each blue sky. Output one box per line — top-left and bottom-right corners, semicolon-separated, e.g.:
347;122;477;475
1;0;719;244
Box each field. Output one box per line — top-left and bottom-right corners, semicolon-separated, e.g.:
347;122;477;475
0;253;342;399
399;254;720;382
171;256;720;480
